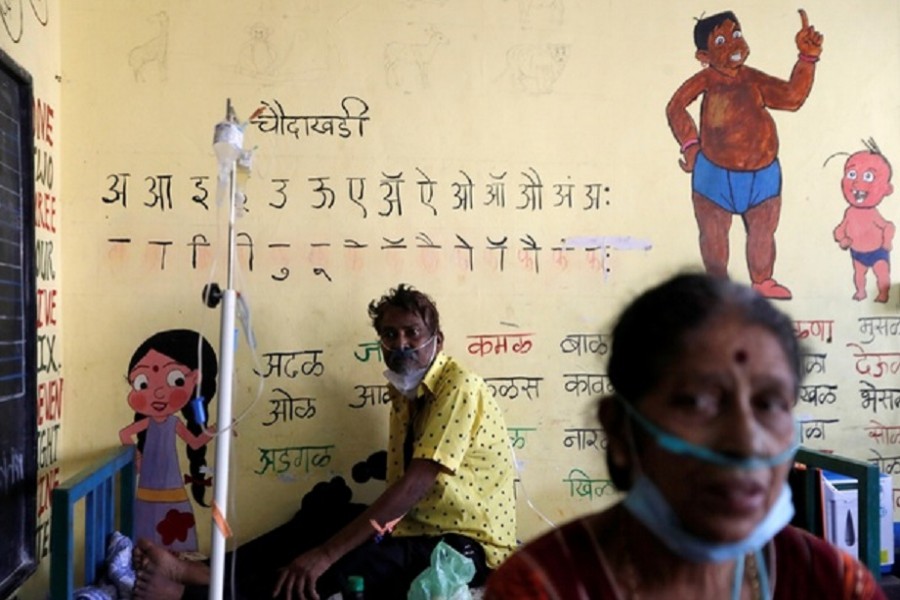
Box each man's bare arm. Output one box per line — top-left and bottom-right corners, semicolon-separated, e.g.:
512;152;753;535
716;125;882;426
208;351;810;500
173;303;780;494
273;458;442;600
760;9;823;110
319;458;441;560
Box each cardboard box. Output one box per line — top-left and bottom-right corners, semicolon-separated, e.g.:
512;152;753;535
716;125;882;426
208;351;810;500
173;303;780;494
822;470;894;569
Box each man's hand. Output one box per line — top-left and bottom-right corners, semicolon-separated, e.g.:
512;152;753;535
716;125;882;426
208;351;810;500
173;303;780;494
272;548;334;600
268;459;439;599
795;9;824;57
679;144;700;173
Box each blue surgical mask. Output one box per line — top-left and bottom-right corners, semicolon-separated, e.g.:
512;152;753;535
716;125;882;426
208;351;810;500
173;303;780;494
618;397;797;599
624;475;785;600
624;474;794;563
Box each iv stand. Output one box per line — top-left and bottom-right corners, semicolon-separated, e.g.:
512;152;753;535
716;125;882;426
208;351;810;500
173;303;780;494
207;99;241;600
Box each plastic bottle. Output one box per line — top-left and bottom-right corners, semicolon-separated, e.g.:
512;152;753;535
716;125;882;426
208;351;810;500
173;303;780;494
342;575;365;600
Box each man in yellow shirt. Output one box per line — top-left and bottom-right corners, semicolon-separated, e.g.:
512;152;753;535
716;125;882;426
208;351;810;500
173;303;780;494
134;283;517;600
378;287;518;571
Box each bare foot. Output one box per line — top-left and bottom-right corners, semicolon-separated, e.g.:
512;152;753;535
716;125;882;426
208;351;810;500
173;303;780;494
134;569;185;600
133;538;209;599
853;289;867;301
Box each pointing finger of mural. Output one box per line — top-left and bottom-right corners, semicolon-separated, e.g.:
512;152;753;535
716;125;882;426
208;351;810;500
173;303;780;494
796;8;824;51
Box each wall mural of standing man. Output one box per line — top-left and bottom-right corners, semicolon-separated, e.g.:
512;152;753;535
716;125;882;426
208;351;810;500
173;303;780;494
119;329;218;553
666;9;824;299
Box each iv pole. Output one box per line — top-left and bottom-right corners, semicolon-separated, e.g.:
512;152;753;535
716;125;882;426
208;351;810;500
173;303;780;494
206;99;242;600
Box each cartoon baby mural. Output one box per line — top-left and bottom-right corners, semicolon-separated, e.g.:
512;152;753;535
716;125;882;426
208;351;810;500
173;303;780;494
119;329;218;552
666;9;824;299
833;139;895;302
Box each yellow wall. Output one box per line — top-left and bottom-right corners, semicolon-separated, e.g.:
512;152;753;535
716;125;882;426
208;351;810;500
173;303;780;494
8;0;900;596
0;1;63;598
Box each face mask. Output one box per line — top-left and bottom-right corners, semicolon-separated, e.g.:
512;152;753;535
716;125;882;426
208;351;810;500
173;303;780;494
617;397;797;600
383;335;437;398
624;473;794;563
624;475;785;600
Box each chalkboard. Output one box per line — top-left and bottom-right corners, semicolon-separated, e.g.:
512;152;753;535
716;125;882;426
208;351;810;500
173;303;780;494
0;48;37;599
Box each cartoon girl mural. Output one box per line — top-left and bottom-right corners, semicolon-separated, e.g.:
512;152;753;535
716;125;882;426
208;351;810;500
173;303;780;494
119;329;218;552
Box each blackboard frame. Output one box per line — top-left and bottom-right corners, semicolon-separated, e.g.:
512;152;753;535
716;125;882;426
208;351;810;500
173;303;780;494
0;47;37;599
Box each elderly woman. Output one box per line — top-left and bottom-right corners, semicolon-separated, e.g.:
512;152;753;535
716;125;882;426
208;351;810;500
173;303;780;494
486;273;885;599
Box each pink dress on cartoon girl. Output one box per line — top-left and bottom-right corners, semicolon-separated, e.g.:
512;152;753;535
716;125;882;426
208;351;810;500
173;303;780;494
134;415;198;552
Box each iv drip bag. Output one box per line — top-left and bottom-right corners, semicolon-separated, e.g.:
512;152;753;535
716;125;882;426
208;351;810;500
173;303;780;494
213;121;243;166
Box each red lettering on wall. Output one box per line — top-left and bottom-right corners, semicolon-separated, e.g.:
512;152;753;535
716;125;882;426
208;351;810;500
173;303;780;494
36;288;57;328
37;377;63;426
35;191;57;232
34;99;54;147
37;466;60;517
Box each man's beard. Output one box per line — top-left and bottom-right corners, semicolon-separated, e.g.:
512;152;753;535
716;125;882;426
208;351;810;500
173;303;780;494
386;348;420;374
384;336;435;374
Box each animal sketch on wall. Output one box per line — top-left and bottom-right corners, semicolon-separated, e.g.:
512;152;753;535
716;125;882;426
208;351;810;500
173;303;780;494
237;22;279;77
235;20;334;83
129;11;169;83
384;26;448;93
118;329;217;552
832;139;895;303
497;43;569;95
518;0;565;29
29;0;48;26
0;0;24;42
1;0;50;43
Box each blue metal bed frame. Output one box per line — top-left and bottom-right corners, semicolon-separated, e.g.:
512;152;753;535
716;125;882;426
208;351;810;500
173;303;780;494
49;446;136;600
42;444;883;595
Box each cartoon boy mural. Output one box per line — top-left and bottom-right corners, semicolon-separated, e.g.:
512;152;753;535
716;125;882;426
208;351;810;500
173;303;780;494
833;139;895;302
666;9;824;299
119;329;217;552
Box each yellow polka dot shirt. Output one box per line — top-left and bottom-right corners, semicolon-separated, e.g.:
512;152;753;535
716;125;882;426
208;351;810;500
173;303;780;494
386;352;517;568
